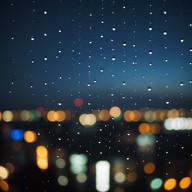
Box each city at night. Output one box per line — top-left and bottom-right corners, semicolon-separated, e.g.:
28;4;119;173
0;0;192;191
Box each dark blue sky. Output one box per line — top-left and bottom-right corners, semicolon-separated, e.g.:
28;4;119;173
0;0;192;110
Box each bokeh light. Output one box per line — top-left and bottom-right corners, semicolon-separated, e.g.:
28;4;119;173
0;180;9;191
79;114;97;126
114;172;126;183
179;177;191;189
98;110;110;121
10;129;24;141
69;154;88;174
74;98;84;107
24;131;37;143
124;110;141;122
96;161;110;192
36;146;48;170
47;110;66;122
110;106;121;119
2;111;13;122
0;166;9;180
76;173;87;183
150;178;163;191
127;172;138;183
164;178;177;191
57;175;68;186
144;162;156;174
55;158;66;169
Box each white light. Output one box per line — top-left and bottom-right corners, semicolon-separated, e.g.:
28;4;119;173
164;118;192;130
96;161;110;192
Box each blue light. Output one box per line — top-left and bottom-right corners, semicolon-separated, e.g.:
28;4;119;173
11;129;24;141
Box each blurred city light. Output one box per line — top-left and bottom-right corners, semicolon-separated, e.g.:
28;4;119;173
76;173;87;183
96;161;110;192
144;162;156;174
179;177;191;189
123;110;141;122
150;178;163;191
79;114;97;126
55;158;66;169
10;129;24;141
47;110;66;122
57;175;68;186
98;110;110;121
136;134;155;151
2;111;13;122
164;178;177;191
36;146;48;170
0;166;9;180
109;106;121;119
24;131;37;143
69;154;88;174
74;98;84;107
0;180;9;191
114;172;126;183
164;118;192;130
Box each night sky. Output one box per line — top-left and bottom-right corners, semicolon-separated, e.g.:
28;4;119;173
0;0;192;110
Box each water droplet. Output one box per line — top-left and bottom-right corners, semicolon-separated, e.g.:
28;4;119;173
147;86;152;91
44;11;47;14
123;42;127;46
58;102;62;106
163;31;167;35
44;57;48;61
122;82;126;86
180;82;184;86
166;101;169;105
149;51;152;55
180;39;184;42
87;83;91;87
190;80;192;84
163;11;167;14
112;26;116;31
31;36;35;41
100;68;104;72
112;57;116;61
94;79;97;83
149;27;152;31
190;48;192;52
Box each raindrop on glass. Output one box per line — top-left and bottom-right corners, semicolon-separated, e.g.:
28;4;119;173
31;36;35;41
149;51;152;55
112;57;116;61
44;11;47;14
163;31;167;35
180;82;184;86
166;101;169;105
112;26;116;31
149;27;152;31
180;39;184;43
87;83;91;87
123;82;126;86
190;48;192;52
147;86;152;91
94;79;97;83
190;80;192;84
100;68;104;72
123;42;127;46
58;102;62;106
